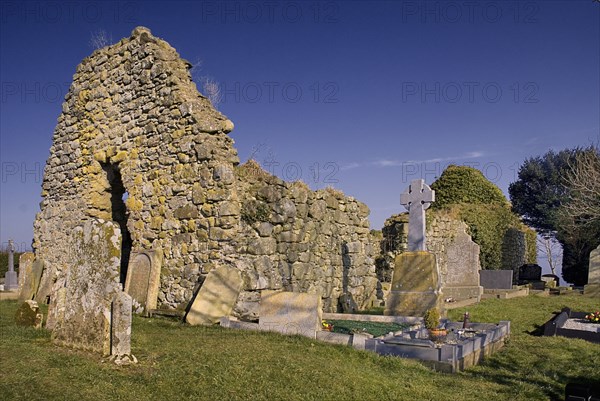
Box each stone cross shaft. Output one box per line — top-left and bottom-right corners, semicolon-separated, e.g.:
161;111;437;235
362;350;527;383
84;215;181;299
7;240;15;272
400;179;435;251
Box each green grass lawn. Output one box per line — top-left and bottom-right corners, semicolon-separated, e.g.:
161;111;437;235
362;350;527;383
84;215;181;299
1;294;598;401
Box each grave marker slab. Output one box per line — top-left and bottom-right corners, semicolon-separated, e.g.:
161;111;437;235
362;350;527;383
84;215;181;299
17;252;35;301
442;228;483;301
124;250;162;314
186;265;243;325
51;219;124;356
258;290;322;339
479;270;513;290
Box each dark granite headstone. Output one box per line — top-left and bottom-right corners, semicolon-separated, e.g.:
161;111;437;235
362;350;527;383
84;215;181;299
479;270;513;289
518;264;542;283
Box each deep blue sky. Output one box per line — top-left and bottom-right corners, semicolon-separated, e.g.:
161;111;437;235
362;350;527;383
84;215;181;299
1;1;599;274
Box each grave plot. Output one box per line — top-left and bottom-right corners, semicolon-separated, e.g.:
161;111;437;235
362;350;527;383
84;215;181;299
543;307;600;344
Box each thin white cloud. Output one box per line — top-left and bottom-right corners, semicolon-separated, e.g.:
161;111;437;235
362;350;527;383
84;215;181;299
340;151;486;171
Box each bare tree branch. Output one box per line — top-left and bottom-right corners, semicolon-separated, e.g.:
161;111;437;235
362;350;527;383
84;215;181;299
89;30;112;50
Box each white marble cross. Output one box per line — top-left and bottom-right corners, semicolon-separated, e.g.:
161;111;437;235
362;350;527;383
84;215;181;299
400;179;435;251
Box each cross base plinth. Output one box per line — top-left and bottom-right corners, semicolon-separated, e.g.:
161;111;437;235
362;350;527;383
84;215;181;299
4;271;18;291
384;251;443;316
583;283;600;297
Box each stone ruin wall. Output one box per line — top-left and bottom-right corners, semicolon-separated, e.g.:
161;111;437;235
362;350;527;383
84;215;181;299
233;162;377;319
33;27;377;319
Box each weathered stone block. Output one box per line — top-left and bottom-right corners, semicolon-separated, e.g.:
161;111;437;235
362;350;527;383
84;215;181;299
15;300;43;329
17;252;35;301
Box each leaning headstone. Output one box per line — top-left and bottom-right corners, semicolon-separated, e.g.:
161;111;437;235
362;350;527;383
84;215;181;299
441;226;483;301
124;250;162;314
15;300;44;329
258;290;322;339
479;270;513;290
17;252;35;301
385;179;441;316
584;245;600;297
186;265;243;325
51;219;124;356
4;240;19;291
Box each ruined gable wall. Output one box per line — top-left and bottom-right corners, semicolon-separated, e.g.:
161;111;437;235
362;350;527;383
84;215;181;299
231;162;378;319
33;27;239;308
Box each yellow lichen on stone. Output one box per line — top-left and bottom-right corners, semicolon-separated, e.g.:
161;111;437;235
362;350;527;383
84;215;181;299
134;220;145;231
125;196;143;212
89;192;111;211
93;151;107;163
134;175;143;185
111;150;127;163
151;216;164;230
172;129;185;139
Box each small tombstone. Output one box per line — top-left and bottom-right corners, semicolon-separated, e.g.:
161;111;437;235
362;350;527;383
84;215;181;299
124;250;162;314
258;290;322;339
518;264;542;283
110;292;137;365
186;265;243;325
15;300;44;329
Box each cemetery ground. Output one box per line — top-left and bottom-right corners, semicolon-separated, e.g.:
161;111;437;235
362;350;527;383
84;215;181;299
1;294;598;401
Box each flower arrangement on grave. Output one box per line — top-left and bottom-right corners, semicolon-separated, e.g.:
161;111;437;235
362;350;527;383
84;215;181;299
584;311;600;324
322;320;334;331
424;308;447;340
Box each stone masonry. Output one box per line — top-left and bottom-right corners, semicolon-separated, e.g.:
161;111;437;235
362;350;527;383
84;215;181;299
32;27;377;321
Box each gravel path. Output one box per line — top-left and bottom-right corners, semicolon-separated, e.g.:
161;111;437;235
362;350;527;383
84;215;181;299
562;318;600;333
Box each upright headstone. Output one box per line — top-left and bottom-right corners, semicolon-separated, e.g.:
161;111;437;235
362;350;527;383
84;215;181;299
110;291;136;365
442;228;483;301
258;290;322;339
518;264;542;283
124;250;162;314
17;252;35;301
4;240;19;291
385;180;442;316
186;265;243;325
51;219;127;356
584;245;600;297
479;270;513;290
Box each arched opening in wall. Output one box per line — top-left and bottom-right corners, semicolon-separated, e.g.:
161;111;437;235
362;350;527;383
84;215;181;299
101;162;133;285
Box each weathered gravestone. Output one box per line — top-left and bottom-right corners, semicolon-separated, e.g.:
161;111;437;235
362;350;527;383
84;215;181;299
441;226;483;301
258;290;322;339
584;244;600;297
518;264;542;283
15;300;43;329
186;264;243;325
479;270;513;290
541;274;559;288
124;250;162;314
385;179;442;316
4;240;19;291
51;219;134;360
17;252;35;301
